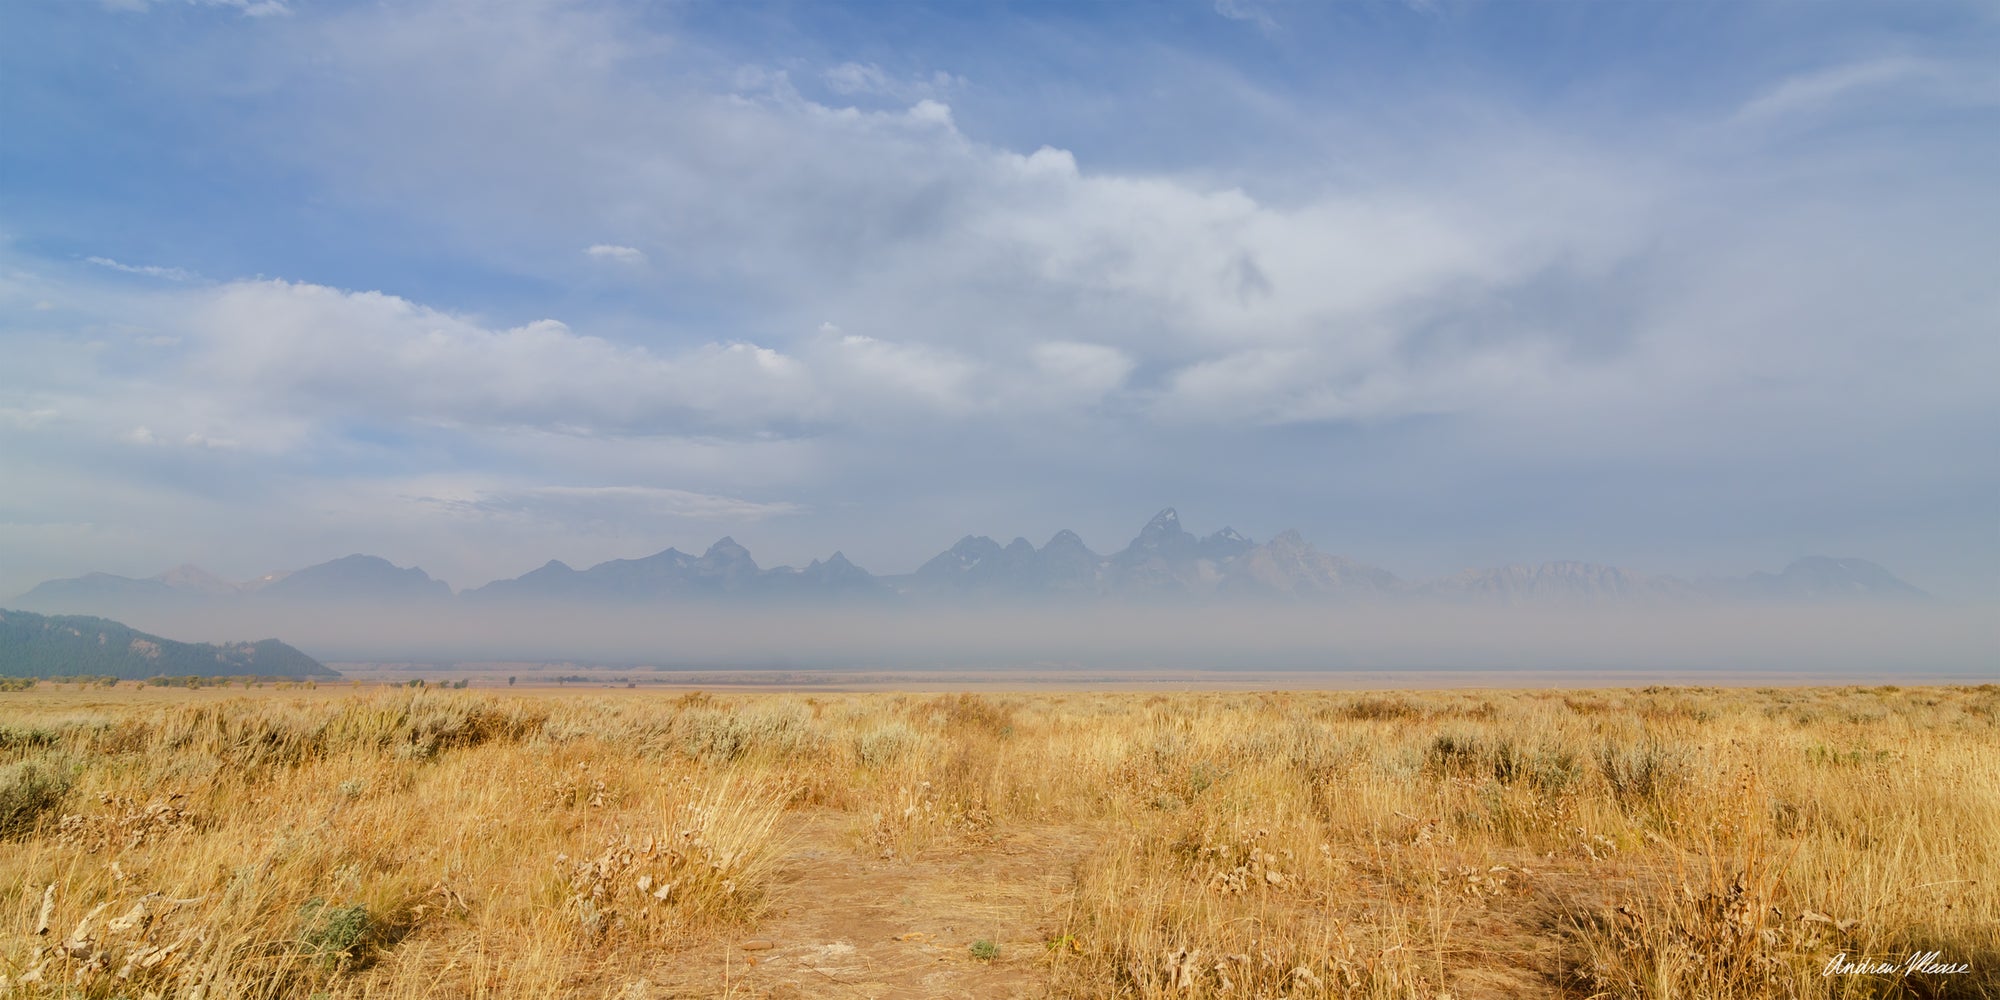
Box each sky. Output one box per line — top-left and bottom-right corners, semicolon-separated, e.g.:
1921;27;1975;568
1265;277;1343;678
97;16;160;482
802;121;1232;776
1;0;1997;600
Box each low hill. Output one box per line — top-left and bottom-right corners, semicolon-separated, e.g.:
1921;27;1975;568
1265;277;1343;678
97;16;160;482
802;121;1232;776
0;608;335;680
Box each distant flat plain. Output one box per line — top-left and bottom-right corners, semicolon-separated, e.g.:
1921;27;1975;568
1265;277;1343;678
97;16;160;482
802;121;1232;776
327;662;1993;692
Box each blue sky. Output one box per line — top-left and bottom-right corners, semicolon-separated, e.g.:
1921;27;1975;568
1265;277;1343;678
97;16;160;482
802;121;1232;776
1;0;1996;598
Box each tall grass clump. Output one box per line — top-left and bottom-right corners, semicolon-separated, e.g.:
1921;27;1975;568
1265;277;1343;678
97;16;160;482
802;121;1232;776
0;756;74;840
554;776;790;944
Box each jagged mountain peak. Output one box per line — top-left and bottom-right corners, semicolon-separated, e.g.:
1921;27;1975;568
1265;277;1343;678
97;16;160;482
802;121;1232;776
1729;556;1928;601
704;537;748;557
1116;505;1201;561
1198;526;1255;561
1221;530;1399;598
918;535;1005;579
1044;529;1089;550
696;538;759;584
950;535;1003;555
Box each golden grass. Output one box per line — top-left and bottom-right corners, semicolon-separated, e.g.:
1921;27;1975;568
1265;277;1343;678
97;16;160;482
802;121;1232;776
0;682;1994;998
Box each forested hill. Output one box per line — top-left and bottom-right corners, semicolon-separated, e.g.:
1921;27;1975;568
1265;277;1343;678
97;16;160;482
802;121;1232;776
0;608;334;679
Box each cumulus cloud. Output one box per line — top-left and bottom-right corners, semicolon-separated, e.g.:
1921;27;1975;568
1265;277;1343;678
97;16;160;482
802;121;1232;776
23;1;1999;454
208;1;1659;438
187;279;817;434
23;6;2000;453
812;325;977;413
100;278;1137;448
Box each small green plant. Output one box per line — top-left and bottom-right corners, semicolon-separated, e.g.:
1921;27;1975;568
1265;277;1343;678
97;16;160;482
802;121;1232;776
298;898;372;966
969;938;999;961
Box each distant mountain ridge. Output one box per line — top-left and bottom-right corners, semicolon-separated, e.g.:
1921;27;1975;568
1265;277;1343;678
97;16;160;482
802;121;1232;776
11;508;1931;615
259;554;453;602
0;608;335;679
1420;560;1700;604
461;538;887;602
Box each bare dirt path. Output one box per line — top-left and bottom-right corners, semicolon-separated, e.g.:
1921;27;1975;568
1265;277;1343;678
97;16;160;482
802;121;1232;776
653;812;1096;999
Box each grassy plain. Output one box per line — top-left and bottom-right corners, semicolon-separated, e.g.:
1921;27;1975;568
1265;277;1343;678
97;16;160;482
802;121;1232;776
0;682;1994;998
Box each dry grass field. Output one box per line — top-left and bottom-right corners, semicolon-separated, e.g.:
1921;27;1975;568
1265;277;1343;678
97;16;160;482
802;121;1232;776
0;682;1993;999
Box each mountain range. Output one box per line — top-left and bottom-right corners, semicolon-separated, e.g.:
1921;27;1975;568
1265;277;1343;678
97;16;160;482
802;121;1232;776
10;508;1930;617
0;608;334;680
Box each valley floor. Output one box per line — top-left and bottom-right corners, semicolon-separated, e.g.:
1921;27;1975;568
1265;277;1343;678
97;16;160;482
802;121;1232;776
1;683;1994;998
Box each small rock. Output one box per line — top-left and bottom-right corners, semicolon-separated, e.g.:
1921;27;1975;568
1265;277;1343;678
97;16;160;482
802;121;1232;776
741;939;774;951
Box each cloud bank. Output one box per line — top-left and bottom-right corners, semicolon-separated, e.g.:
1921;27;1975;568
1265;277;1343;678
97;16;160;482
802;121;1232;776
1;0;1995;605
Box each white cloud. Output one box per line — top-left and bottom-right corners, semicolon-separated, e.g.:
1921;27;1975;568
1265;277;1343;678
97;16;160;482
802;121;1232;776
1029;341;1135;401
130;279;1136;444
100;0;288;16
225;2;1649;435
414;484;805;524
584;244;647;263
86;256;194;281
1735;57;1937;121
187;279;818;434
1213;0;1278;34
181;432;240;450
813;326;977;412
28;5;1992;456
0;408;59;430
42;2;1987;449
823;62;963;102
824;62;891;97
8;1;2000;595
115;422;242;451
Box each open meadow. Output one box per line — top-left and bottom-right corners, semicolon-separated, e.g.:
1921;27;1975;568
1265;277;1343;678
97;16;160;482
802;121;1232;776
1;683;1994;999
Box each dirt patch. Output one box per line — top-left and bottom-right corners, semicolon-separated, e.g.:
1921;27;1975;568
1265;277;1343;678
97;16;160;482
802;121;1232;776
650;812;1093;998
